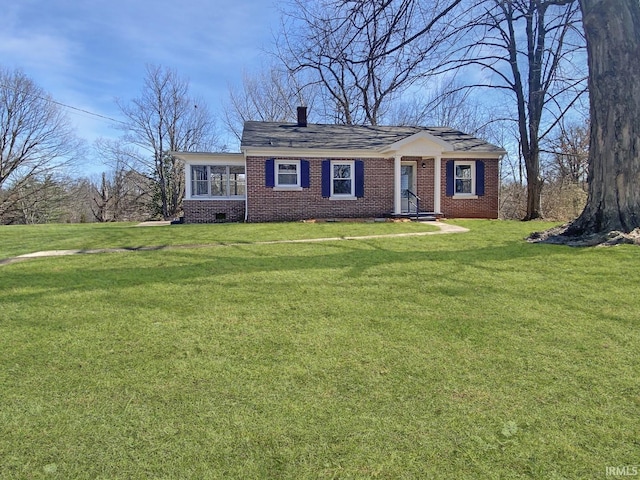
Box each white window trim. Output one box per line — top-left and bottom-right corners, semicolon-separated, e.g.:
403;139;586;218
191;165;210;198
453;161;477;198
275;160;301;188
188;164;246;200
330;160;355;198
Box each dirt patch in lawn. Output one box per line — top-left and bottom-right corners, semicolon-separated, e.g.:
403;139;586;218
527;223;640;247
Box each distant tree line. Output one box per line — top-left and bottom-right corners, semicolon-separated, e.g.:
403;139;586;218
0;65;217;224
0;171;151;224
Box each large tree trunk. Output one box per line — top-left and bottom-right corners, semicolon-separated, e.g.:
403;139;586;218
524;162;543;220
567;0;640;234
523;143;543;220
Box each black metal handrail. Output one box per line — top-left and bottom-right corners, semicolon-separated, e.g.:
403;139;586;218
405;189;420;220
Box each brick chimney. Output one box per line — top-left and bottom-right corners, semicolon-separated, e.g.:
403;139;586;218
297;106;308;127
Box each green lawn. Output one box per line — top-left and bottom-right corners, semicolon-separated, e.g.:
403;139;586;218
0;220;638;479
0;220;438;260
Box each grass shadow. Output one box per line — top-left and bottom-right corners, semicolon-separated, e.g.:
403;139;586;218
0;235;576;309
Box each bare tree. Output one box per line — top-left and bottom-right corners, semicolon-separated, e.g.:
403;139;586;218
90;172;112;223
447;0;587;220
0;67;83;223
93;138;154;221
545;119;589;187
386;78;497;140
277;0;465;125
324;1;585;219
1;174;69;224
64;177;95;223
223;64;317;143
115;65;218;219
88;169;152;222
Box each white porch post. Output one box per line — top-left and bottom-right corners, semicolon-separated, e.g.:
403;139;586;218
434;156;442;214
393;155;402;215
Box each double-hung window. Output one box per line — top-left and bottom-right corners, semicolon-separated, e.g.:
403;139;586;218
265;159;309;189
321;159;364;198
190;165;245;198
332;161;354;196
455;162;474;195
275;160;300;187
445;160;485;197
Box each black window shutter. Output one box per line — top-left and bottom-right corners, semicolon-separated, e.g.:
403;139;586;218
445;160;454;196
476;161;485;196
265;159;275;187
301;160;310;188
321;160;331;197
355;160;364;198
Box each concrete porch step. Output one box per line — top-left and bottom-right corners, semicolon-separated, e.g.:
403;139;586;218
392;212;444;221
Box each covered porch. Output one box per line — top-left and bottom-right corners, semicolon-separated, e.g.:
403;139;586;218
390;156;443;220
380;130;450;218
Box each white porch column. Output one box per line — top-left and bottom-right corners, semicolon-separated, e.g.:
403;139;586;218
433;156;442;214
393;155;402;215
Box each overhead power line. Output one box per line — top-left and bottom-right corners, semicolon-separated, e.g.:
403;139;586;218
0;81;127;125
48;98;127;125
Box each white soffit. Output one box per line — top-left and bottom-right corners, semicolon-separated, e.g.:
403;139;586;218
171;152;245;164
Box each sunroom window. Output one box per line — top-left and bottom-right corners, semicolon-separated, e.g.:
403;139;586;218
190;165;245;198
228;166;246;196
210;166;227;196
192;166;209;196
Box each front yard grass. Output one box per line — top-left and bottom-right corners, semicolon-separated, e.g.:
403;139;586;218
0;220;638;479
0;220;438;260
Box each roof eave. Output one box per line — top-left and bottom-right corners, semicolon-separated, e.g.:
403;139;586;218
241;146;505;159
170;152;244;162
241;146;386;158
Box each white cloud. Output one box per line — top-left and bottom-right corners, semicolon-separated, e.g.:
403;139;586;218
1;0;282;164
0;32;77;73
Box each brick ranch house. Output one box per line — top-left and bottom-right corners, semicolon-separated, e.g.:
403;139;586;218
175;108;505;223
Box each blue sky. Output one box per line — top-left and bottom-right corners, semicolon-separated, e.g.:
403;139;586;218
1;0;280;163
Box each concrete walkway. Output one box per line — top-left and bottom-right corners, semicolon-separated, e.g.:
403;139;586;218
0;221;469;266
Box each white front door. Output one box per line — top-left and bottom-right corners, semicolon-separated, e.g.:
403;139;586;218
401;163;417;213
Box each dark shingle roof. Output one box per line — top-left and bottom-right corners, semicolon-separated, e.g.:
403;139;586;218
240;121;504;153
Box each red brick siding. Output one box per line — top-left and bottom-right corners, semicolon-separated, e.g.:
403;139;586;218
439;158;499;218
184;156;500;222
183;199;245;223
246;156;396;222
